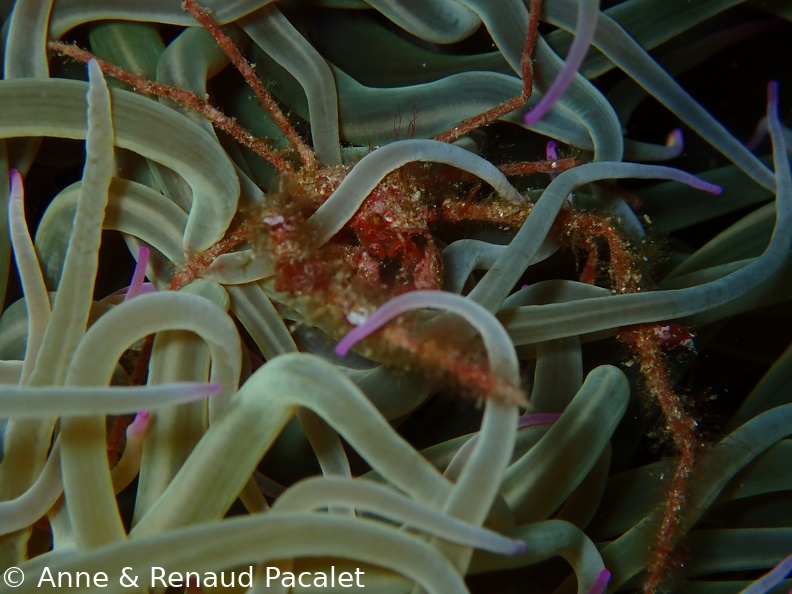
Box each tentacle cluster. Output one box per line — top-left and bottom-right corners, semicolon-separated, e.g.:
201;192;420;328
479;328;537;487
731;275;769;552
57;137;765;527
0;1;789;594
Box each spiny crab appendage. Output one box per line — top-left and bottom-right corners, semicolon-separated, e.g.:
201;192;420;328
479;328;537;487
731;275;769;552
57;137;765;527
248;160;530;404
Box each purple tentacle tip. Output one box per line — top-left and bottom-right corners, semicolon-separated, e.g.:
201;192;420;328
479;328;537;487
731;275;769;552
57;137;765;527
768;80;779;106
334;296;409;357
9;170;24;206
9;168;22;190
704;182;723;196
686;173;721;196
524;0;597;126
587;568;611;594
668;129;684;148
744;80;779;152
524;59;578;126
334;334;357;357
512;539;528;556
745;118;767;151
546;140;559;161
546;141;562;181
666;128;684;159
125;246;151;302
127;410;151;437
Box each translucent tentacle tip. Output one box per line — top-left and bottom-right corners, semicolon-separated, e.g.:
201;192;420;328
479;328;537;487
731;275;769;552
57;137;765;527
335;333;358;357
744;80;779;152
697;178;722;196
8;168;22;194
127;411;151;438
202;382;223;396
587;569;611;594
335;304;392;357
125;246;151;302
546;140;559;161
666;128;684;157
768;80;779;110
744;118;767;151
511;539;528;556
667;128;683;147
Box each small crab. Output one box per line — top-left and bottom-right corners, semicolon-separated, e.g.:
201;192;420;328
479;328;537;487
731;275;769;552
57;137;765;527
344;178;441;291
47;0;675;408
264;163;447;295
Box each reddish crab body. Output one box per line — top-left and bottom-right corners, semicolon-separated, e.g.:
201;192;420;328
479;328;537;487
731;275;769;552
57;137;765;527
259;165;469;310
344;170;443;292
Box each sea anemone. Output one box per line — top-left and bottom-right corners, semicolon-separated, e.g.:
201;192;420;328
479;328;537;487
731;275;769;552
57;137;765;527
0;1;790;593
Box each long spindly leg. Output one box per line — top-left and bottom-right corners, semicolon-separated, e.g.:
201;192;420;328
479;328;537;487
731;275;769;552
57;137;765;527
182;0;316;168
48;40;294;173
433;0;542;144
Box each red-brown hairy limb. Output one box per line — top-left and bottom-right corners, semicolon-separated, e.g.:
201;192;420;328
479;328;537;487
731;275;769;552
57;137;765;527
555;203;700;592
519;0;542;102
47;40;294;173
498;157;580;177
433;0;542;143
182;0;315;168
105;414;133;465
169;223;250;291
619;324;698;594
